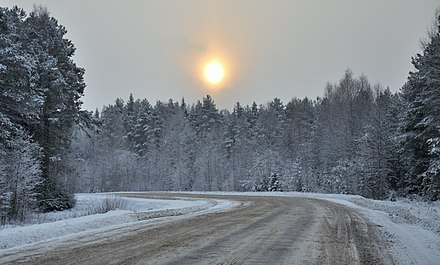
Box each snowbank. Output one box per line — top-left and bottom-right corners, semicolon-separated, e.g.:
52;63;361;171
0;193;235;250
311;193;440;265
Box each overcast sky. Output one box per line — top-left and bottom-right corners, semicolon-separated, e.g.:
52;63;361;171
1;0;438;110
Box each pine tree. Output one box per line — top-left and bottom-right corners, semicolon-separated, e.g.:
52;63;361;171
0;6;85;213
357;88;394;199
23;7;85;210
401;12;440;200
224;102;252;190
269;173;282;192
0;7;44;128
284;97;316;191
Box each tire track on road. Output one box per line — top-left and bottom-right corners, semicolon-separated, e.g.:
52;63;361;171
1;193;393;265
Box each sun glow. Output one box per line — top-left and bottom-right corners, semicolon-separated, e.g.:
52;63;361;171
204;60;225;85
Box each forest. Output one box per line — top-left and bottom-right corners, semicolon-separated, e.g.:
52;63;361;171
0;6;439;224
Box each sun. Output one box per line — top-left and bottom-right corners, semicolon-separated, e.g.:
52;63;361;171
204;60;225;85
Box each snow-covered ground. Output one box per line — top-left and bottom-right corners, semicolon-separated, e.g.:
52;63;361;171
0;193;237;250
1;192;439;264
313;193;440;265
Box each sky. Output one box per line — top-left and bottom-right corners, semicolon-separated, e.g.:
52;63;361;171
1;0;438;110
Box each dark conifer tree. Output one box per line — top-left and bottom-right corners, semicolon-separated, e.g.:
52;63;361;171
401;13;440;200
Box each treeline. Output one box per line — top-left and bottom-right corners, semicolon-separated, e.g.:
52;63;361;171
0;7;85;224
74;13;440;201
75;74;400;198
78;54;439;200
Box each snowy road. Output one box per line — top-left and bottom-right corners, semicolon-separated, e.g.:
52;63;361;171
0;193;393;265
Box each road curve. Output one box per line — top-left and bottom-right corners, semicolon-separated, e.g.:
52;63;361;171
1;193;392;265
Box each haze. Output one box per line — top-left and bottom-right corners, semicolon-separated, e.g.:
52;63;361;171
0;0;438;110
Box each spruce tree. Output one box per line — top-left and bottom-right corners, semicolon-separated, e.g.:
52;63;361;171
401;13;440;200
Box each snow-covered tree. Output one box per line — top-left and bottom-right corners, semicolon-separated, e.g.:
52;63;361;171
20;7;85;211
401;12;440;200
0;114;42;223
0;7;85;214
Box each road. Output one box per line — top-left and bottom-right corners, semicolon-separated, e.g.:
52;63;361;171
1;193;393;265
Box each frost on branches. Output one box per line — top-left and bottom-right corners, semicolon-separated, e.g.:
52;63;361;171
0;5;85;222
401;12;440;200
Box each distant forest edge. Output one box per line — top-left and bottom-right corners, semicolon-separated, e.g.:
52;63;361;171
0;6;439;225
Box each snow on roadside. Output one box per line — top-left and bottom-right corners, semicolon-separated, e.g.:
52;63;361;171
0;193;233;250
25;193;184;224
312;194;440;265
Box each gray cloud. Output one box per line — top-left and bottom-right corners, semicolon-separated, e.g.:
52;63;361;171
0;0;438;110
